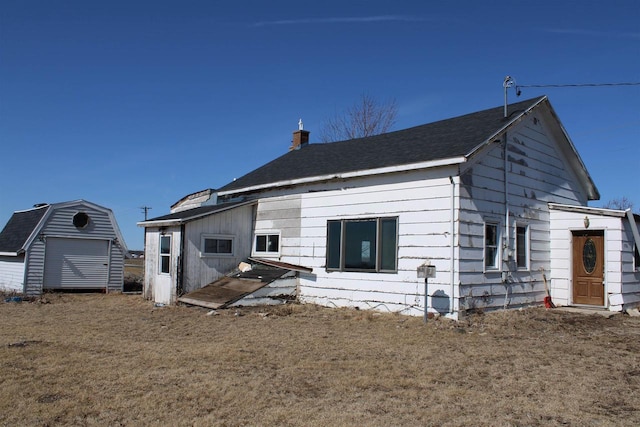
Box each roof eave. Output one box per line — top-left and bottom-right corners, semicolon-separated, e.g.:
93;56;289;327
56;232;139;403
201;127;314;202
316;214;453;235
137;200;257;227
218;156;467;197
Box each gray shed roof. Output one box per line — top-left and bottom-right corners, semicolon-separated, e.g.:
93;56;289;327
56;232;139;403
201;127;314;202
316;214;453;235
0;205;49;254
218;96;548;194
138;199;256;227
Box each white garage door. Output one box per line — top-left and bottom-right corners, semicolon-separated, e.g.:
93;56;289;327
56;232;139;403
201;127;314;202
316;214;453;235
44;238;110;289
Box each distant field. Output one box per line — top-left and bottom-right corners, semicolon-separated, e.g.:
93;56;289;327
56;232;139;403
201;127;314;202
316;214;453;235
1;294;639;426
124;258;144;292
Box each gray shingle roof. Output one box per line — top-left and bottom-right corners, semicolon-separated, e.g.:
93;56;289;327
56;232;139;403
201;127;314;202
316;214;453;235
218;96;545;193
141;200;255;224
0;205;49;253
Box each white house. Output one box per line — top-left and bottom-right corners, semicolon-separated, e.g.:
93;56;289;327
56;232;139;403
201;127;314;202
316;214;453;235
0;200;128;295
139;96;640;317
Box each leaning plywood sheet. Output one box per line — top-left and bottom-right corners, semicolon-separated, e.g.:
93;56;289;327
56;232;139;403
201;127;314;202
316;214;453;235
178;276;271;309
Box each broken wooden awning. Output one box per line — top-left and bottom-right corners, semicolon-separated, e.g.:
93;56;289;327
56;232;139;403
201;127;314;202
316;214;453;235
177;258;311;309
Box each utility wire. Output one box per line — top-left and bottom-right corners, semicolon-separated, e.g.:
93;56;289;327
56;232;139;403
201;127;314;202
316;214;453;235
517;82;640;89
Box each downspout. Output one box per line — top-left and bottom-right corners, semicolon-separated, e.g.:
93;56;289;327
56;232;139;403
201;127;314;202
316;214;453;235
177;224;186;297
503;132;510;284
449;176;456;315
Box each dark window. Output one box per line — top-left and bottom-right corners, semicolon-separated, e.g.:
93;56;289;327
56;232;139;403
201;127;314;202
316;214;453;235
73;212;90;229
485;223;499;269
255;234;279;254
635;245;640;271
326;217;398;272
516;225;528;269
160;235;171;274
203;237;233;255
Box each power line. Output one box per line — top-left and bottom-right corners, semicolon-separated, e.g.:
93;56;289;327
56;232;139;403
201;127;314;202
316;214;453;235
517;82;640;89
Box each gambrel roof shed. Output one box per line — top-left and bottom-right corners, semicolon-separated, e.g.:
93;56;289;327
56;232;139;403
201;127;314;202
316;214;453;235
0;200;128;295
218;96;599;200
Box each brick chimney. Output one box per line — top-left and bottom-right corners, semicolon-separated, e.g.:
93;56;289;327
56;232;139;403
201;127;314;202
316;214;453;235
289;119;310;151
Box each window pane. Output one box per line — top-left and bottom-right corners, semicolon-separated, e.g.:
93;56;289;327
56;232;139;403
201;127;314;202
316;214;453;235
380;218;397;271
218;239;232;254
485;224;498;268
267;235;279;252
204;238;216;253
516;226;527;268
327;221;342;269
160;236;171;254
344;220;377;270
256;235;267;252
161;255;170;274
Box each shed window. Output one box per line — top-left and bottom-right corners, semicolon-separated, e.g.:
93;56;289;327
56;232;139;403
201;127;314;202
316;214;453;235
516;225;529;269
326;217;397;273
634;244;640;272
254;233;280;256
73;212;90;229
160;235;171;274
202;235;233;256
485;223;500;270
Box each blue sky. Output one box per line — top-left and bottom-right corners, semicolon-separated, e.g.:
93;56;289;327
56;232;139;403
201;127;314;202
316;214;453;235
1;0;638;250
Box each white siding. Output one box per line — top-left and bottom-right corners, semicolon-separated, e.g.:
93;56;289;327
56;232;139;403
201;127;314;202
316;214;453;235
550;208;640;311
253;167;459;316
0;255;25;292
457;114;589;312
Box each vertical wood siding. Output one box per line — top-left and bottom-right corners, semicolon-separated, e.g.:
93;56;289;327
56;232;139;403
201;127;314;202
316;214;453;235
182;204;254;293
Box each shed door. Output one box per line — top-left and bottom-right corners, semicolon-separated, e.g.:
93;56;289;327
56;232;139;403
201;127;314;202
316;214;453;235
44;238;110;289
572;232;605;306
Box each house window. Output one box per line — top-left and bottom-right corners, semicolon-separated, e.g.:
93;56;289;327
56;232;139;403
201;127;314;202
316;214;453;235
254;233;280;256
485;223;500;269
634;244;640;272
160;235;171;274
202;235;233;256
326;217;398;272
516;225;529;269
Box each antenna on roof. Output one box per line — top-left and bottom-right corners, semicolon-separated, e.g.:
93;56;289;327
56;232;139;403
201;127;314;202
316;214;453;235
503;76;516;118
298;118;304;131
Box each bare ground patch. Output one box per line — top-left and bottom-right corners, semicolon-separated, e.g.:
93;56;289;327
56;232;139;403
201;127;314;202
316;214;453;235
0;294;639;426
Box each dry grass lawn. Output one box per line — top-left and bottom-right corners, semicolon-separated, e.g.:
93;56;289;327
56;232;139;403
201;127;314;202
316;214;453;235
1;293;639;426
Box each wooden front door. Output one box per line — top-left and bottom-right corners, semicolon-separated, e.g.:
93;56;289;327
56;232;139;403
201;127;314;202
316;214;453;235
572;232;605;306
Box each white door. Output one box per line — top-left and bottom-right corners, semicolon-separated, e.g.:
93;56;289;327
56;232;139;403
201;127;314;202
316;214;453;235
154;234;173;304
44;238;110;289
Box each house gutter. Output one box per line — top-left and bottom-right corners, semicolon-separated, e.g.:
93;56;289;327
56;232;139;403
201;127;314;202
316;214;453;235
218;157;467;197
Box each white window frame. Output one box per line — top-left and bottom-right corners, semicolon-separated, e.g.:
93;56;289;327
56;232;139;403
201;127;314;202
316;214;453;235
200;234;235;257
252;231;281;257
159;234;171;275
515;224;530;270
484;221;501;271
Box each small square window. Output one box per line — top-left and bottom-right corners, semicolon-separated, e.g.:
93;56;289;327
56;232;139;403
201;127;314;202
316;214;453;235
254;233;280;255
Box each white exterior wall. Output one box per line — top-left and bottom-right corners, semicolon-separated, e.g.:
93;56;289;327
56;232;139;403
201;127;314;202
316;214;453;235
0;255;25;292
457;113;589;312
550;209;640;311
251;167;460;316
